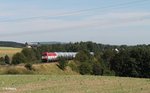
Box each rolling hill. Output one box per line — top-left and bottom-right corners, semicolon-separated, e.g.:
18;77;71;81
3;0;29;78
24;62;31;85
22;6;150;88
0;41;24;48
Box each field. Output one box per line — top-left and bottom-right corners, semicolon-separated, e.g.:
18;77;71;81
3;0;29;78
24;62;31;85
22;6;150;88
0;75;149;93
0;47;22;57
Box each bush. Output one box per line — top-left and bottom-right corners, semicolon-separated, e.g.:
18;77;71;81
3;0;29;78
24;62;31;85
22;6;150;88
12;53;27;65
0;57;5;65
6;68;20;74
58;57;68;70
75;50;93;62
79;62;92;75
68;61;79;72
103;70;115;76
21;48;37;61
4;55;10;64
92;62;103;75
25;63;33;70
5;67;33;74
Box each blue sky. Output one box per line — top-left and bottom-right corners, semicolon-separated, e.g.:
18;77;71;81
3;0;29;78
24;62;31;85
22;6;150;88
0;0;150;45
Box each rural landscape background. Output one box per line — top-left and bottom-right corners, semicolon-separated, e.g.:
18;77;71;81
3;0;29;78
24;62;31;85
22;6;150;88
0;41;150;93
0;0;150;93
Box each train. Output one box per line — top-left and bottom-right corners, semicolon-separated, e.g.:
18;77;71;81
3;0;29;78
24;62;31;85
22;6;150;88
41;52;94;62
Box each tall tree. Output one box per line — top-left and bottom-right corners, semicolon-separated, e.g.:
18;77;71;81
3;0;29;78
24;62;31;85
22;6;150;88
21;48;37;61
4;55;10;64
12;53;27;65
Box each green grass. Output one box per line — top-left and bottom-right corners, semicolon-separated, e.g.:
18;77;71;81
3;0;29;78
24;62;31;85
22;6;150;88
0;75;149;93
0;47;22;57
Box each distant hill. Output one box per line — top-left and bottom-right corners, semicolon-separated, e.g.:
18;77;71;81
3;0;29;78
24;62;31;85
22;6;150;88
33;41;66;45
25;41;66;48
0;41;24;48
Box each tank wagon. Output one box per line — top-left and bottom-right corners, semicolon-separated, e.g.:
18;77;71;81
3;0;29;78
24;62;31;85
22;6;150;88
42;52;77;62
42;52;94;62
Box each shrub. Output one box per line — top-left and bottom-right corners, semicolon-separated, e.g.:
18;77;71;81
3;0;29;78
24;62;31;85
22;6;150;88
4;55;10;64
5;67;33;74
103;70;115;76
12;53;27;65
21;48;37;61
58;57;68;70
75;50;93;62
68;61;79;72
6;68;20;74
92;62;103;75
0;57;5;65
25;63;33;70
79;62;92;75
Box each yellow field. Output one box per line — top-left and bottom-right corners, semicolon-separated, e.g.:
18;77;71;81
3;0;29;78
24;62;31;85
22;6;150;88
0;47;22;57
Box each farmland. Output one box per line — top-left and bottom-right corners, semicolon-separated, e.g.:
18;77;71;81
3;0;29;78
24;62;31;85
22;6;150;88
0;75;149;93
0;47;22;57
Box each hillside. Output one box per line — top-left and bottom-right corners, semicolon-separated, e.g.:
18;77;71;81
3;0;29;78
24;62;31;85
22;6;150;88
0;41;24;48
0;63;78;75
0;75;149;93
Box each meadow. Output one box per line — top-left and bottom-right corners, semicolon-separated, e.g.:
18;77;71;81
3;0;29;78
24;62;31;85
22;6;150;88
0;47;22;57
0;75;149;93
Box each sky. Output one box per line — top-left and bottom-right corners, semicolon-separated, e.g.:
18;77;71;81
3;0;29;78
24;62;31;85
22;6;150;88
0;0;150;45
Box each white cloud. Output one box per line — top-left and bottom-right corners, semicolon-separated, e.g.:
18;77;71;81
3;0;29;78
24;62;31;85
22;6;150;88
0;11;150;45
0;12;150;33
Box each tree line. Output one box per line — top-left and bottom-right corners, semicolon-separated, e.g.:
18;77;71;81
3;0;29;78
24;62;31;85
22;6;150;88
0;41;149;78
0;41;24;48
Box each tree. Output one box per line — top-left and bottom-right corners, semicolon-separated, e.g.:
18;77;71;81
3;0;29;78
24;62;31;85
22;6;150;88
32;48;41;60
12;53;27;65
75;50;93;62
4;55;10;64
79;62;93;75
92;61;103;75
58;57;68;70
102;49;115;67
130;47;150;78
75;50;89;62
21;48;37;61
75;50;95;75
0;57;4;65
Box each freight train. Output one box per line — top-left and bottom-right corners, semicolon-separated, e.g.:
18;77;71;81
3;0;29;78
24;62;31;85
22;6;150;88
42;52;94;62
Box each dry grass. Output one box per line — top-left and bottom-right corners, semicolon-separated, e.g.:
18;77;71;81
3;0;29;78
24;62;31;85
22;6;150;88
32;63;78;75
0;75;149;93
0;63;78;75
0;47;22;57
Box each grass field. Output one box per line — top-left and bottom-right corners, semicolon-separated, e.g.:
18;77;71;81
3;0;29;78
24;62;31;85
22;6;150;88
0;47;22;57
0;75;149;93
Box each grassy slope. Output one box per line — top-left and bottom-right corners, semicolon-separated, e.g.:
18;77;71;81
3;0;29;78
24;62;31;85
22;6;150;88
0;47;22;57
32;63;78;75
0;75;149;93
0;63;78;75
